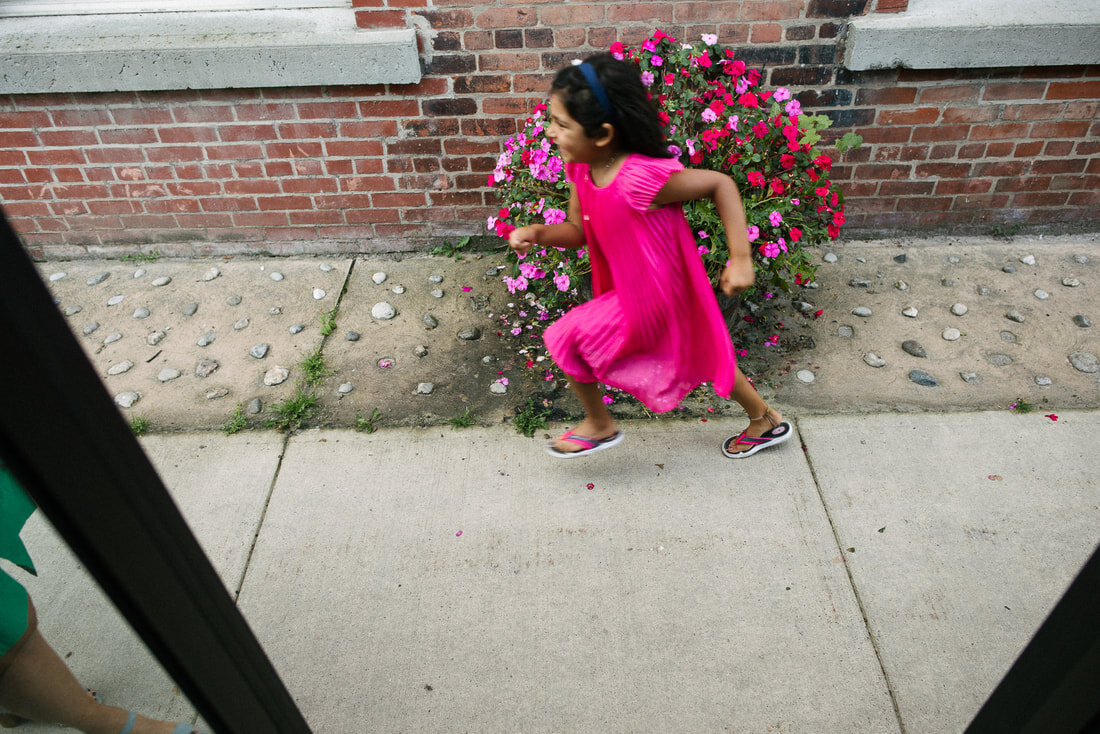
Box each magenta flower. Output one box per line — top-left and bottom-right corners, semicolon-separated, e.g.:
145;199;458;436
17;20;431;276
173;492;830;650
769;210;783;227
746;225;760;241
651;54;664;66
553;272;570;291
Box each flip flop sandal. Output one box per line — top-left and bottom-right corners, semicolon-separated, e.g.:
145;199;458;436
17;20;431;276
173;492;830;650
119;711;210;734
546;429;624;459
722;420;793;459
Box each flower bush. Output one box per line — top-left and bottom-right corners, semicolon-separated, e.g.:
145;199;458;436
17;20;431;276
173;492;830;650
488;29;861;313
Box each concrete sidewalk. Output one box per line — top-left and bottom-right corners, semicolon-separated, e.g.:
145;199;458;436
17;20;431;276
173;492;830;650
10;411;1100;733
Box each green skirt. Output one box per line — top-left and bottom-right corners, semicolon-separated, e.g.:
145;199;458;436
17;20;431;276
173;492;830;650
0;462;36;659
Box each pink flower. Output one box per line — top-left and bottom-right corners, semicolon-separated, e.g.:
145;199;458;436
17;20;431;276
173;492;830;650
785;99;802;116
701;108;717;122
761;242;780;258
601;395;614;405
764;334;780;347
543;207;566;225
698;245;710;255
746;225;760;241
462;286;472;292
553;272;570;291
641;71;655;86
651;54;664;66
774;87;791;102
702;33;718;45
769;210;783;227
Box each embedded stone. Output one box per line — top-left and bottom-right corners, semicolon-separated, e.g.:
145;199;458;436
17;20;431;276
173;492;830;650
270;272;284;282
951;303;968;316
796;370;816;383
902;340;927;358
852;306;872;317
157;368;181;382
1073;254;1090;264
133;307;150;319
195;359;219;378
1020;254;1036;265
893;254;907;263
249;344;270;359
338;383;354;394
823;253;838;263
392;285;406;295
1062;277;1081;287
429;274;444;283
414;344;428;358
183;303;199;316
863;353;886;368
1034;289;1049;300
133;269;146;278
422;314;439;330
1006;310;1025;323
987;353;1013;367
65;305;82;316
152;276;171;287
346;331;360;342
107;295;125;306
960;372;980;384
320;263;334;272
248;398;263;415
87;272;110;286
902;306;918;318
202;267;220;281
837;325;854;338
1072;315;1092;328
313;288;326;300
205;388;230;400
457;326;481;341
490;381;507;394
197;331;216;347
908;370;937;387
942;328;961;341
107;360;133;376
372;272;387;284
1000;331;1017;343
147;330;166;346
895;280;909;291
49;272;67;282
268;306;283;315
1068;352;1099;373
416;382;434;395
372;302;397;320
1002;265;1016;274
430;289;444;299
83;322;100;336
234;318;250;330
289;323;305;334
103;332;122;345
227;295;242;306
264;366;290;386
1035;375;1053;387
849;278;873;288
114;391;141;408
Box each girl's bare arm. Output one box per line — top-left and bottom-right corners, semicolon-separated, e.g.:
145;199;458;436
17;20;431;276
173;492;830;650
653;168;755;296
508;184;586;256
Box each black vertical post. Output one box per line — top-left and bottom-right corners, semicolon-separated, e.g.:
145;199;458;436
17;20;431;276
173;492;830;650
0;212;310;733
966;544;1100;734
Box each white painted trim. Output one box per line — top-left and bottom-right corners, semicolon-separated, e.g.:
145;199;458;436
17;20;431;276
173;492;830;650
0;0;344;18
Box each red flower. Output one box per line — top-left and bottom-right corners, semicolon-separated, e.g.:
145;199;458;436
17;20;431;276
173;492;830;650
738;92;760;108
790;227;803;242
828;224;840;239
814;154;833;170
770;178;785;195
610;41;624;56
753;121;769;138
725;59;746;76
832;210;846;227
780;154;796;170
747;171;765;188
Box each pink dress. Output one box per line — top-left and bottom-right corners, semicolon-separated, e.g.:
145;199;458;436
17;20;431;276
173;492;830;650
544;154;737;412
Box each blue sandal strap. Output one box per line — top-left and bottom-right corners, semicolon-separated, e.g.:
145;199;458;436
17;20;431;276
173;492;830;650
119;710;138;734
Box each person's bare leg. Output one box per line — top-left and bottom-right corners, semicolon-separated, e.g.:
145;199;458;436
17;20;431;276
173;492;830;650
552;379;618;453
0;627;186;734
724;364;784;455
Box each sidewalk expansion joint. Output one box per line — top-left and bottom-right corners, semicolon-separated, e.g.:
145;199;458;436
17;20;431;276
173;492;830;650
231;431;291;603
797;418;909;734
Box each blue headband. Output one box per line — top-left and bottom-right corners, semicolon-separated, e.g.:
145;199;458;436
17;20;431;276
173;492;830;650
578;62;615;123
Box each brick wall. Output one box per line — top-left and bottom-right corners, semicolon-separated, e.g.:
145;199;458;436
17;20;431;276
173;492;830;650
2;0;1096;259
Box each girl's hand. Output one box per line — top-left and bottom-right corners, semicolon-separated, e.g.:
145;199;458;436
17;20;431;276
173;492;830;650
720;258;755;297
508;225;541;257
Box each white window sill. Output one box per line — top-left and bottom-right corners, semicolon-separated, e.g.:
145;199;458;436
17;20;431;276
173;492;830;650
844;0;1100;70
0;8;420;94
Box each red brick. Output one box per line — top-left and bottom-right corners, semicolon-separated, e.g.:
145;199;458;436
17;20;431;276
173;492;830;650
326;140;385;157
235;103;298;121
265;142;324;159
158;127;219;144
298;101;359;119
877;107;940;126
748;23;782;43
232;212;291;227
358;99;420;118
85;148;146;164
225;180;282;196
257;195;313;210
444;139;501;155
875;0;908;11
910;125;971;143
145;198;201;214
995;176;1051;193
289;210;346;225
98;128;158;145
265;161;294;177
1076;141;1100;156
915;163;971;178
895;196;951;211
345;208;394;224
1012;141;1042;158
326;159;355;176
0;169;26;184
0;111;50;129
218;124;278;142
1044;140;1074;156
957;143;987;159
403;207;455;222
941;106;1000;124
112;108;174;126
355;10;407;27
984;141;1013;158
281;178;338;194
353;159;386;175
968;123;1029;141
1046;80;1100;100
315;193;375;209
478;53;541;72
1030;121;1091;139
0;150;28;166
1033;159;1087;175
739;0;803;21
934;179;992;195
983;82;1048;101
878;181;935;196
1051;174;1098;191
204;144;265;160
461;118;517;136
1064;101;1099;119
1001;103;1063;121
26;149;87;166
166;181;222;196
918;86;980;104
199;198;258;212
171;106;234;123
36;129;98;146
477;6;539;27
49;109;113;127
972;161;1027;177
278;122;339;139
609;3;675;22
341;120;399;138
175;213;235;228
263;227;317;241
87;200;142;215
146;146;206;162
1069;191;1100;206
1012;192;1069;208
2;201;51;217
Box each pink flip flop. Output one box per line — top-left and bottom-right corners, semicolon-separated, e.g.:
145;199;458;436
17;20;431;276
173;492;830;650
546;429;624;459
721;420;793;459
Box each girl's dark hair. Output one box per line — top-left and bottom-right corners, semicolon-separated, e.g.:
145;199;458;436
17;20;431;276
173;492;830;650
551;53;673;159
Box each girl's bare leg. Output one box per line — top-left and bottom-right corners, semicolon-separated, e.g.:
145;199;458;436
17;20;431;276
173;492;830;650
724;364;784;454
0;626;186;734
552;379;618;453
